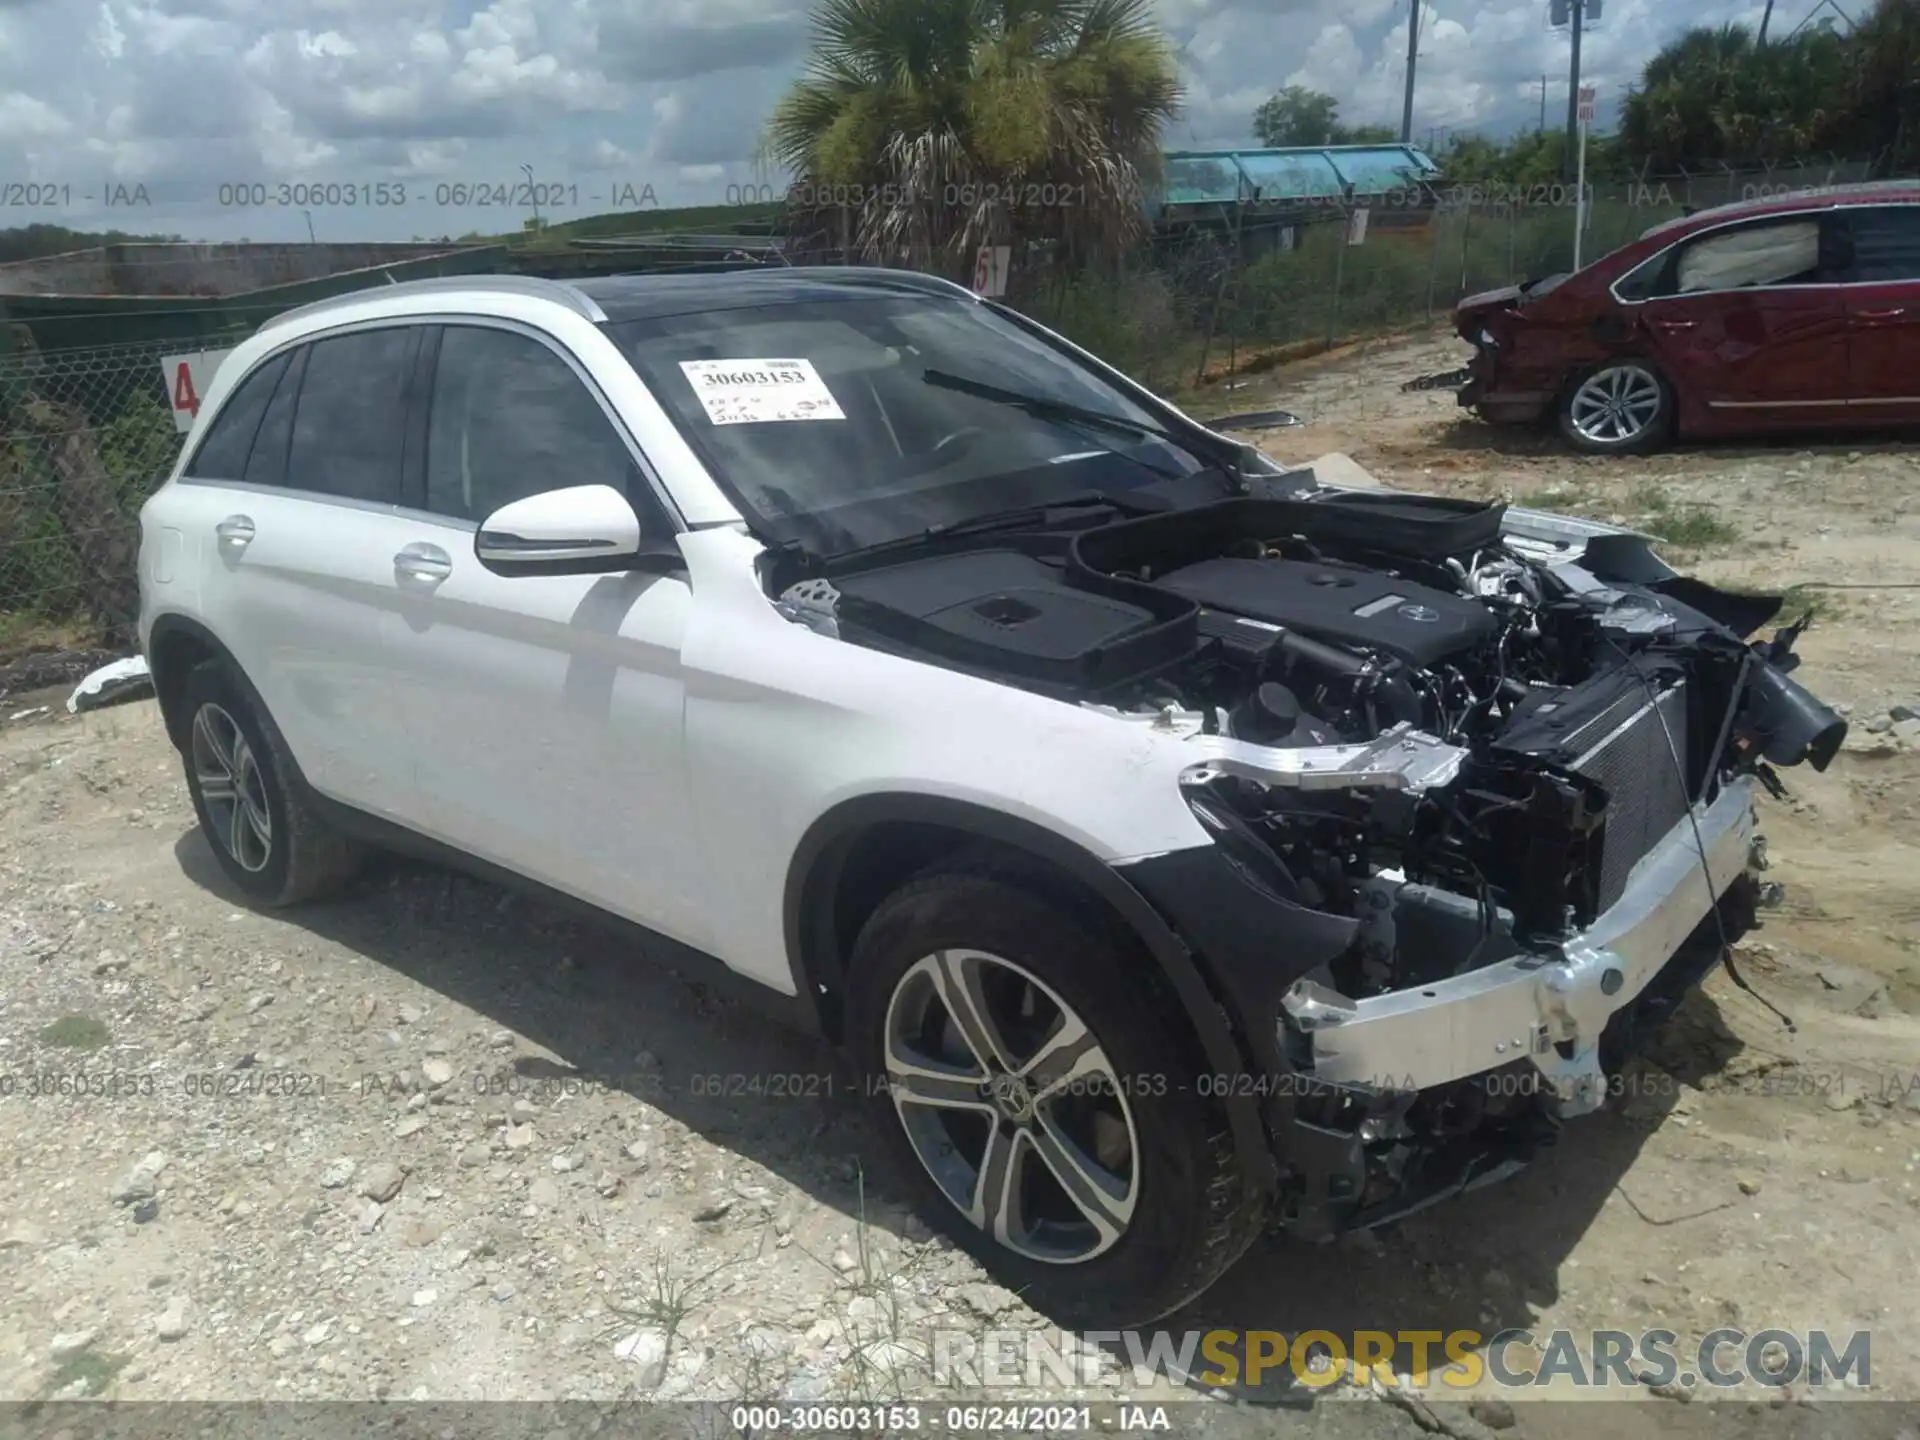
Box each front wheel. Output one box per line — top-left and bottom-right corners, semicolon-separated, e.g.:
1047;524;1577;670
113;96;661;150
847;870;1265;1327
1558;360;1674;454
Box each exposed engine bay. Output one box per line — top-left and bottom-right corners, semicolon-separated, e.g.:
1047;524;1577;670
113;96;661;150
774;487;1845;975
770;485;1846;1233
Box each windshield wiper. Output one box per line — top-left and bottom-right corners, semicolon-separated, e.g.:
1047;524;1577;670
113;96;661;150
921;369;1268;493
919;369;1200;478
924;489;1131;541
828;490;1128;565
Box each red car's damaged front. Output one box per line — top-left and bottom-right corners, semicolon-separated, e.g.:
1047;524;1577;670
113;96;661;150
1448;185;1920;454
1454;270;1594;424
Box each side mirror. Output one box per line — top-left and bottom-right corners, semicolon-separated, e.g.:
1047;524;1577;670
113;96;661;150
474;484;677;577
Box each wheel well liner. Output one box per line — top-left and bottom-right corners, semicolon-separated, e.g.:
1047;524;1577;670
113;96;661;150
782;795;1278;1190
146;613;230;750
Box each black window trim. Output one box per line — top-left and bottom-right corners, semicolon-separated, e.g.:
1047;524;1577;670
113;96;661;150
178;311;687;538
1605;198;1920;305
179;316;426;507
414;315;686;535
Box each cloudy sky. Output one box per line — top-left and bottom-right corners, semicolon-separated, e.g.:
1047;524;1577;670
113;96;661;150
0;0;1786;243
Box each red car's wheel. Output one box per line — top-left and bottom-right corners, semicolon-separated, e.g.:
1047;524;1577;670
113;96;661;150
1558;360;1675;454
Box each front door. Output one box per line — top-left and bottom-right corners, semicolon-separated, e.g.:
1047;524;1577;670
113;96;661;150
378;322;711;950
1635;212;1852;419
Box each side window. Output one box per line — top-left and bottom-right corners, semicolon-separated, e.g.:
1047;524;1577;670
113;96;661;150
184;351;291;479
1670;218;1825;295
1845;206;1920;283
1613;252;1669;302
424;325;639;524
284;327;419;503
243;346;306;489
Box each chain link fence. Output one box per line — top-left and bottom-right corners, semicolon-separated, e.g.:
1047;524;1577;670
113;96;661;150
0;157;1899;667
0;327;247;668
1014;156;1891;394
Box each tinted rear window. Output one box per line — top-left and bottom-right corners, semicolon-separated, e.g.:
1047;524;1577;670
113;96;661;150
244;347;306;489
186;352;291;480
284;327;419;503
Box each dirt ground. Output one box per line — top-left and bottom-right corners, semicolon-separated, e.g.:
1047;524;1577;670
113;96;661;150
2;329;1917;1437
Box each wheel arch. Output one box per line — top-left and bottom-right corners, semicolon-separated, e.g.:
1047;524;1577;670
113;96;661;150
145;616;312;789
146;613;235;751
783;793;1278;1190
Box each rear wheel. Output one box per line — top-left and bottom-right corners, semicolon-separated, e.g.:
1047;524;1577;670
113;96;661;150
179;659;362;906
1559;360;1674;454
847;869;1265;1327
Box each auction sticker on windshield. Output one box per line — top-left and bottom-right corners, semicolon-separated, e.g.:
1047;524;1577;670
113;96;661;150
678;358;847;426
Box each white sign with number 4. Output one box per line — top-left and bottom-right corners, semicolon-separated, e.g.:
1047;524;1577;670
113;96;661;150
161;348;236;435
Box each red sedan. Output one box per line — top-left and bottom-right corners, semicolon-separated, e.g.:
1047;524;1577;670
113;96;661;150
1454;183;1920;453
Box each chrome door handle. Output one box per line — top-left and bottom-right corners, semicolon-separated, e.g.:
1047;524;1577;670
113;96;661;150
1651;319;1698;332
393;542;453;584
1856;307;1908;323
215;515;255;550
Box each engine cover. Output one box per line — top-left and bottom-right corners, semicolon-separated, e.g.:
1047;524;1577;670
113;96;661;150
1156;557;1498;667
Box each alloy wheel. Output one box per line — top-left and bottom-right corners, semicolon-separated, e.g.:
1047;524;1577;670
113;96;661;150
191;701;273;873
1568;365;1664;445
882;949;1139;1264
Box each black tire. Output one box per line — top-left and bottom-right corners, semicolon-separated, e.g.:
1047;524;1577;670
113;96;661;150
847;869;1265;1327
178;658;362;906
1557;359;1675;455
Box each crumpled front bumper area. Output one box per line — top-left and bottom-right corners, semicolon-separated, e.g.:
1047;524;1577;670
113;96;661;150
1282;776;1759;1118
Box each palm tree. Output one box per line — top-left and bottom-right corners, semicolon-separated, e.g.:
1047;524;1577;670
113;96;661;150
763;0;1183;277
1844;0;1920;166
1619;23;1849;168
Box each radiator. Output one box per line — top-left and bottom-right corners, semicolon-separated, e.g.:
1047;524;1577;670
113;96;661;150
1564;679;1692;913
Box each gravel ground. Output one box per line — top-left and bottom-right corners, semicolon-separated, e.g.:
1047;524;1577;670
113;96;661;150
2;329;1918;1437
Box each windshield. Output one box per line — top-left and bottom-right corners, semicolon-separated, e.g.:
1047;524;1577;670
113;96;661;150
602;295;1208;555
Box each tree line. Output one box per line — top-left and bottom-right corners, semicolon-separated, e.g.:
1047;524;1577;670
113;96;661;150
1259;0;1918;183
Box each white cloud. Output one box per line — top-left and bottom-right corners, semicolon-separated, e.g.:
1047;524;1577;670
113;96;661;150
90;3;127;58
0;0;1787;240
0;93;71;143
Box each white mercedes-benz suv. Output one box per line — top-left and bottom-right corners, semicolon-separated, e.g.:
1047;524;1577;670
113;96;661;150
137;268;1844;1325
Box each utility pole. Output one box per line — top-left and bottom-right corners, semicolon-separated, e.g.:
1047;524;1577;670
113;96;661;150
1562;0;1585;182
1399;0;1421;145
1758;0;1776;42
1539;74;1548;133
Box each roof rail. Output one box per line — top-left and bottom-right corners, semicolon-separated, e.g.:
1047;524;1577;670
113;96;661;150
258;272;607;332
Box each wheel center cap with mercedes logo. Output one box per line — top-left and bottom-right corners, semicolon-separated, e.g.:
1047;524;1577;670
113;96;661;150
985;1072;1037;1124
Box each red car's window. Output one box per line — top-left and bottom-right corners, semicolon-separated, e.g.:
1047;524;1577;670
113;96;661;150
1845;206;1920;283
1675;220;1820;293
1619;214;1847;301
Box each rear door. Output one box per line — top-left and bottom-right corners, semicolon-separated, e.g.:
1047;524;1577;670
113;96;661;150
377;321;710;948
1840;204;1920;417
1632;212;1853;415
187;324;428;817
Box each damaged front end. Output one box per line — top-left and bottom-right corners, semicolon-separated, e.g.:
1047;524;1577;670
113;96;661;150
782;478;1844;1238
1114;508;1844;1240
